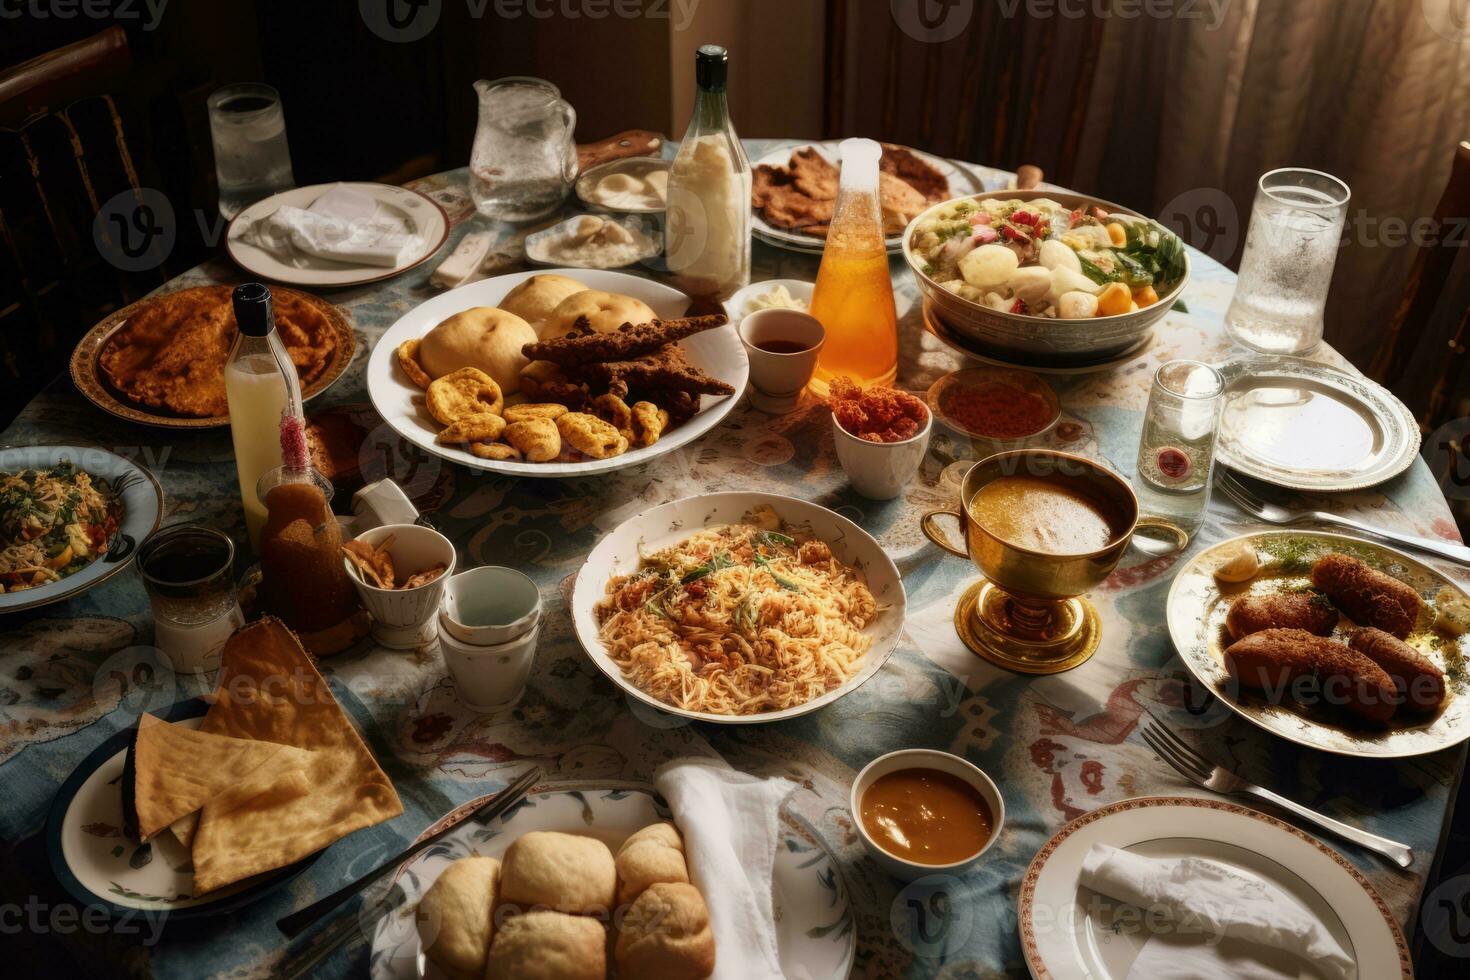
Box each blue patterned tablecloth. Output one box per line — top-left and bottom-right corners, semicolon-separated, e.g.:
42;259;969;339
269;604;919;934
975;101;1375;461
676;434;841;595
0;143;1464;979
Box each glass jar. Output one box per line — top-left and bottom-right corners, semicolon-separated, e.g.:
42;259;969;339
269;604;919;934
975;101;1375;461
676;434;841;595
138;525;244;675
1133;360;1225;543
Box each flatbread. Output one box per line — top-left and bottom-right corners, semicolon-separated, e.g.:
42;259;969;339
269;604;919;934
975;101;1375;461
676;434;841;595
177;617;404;894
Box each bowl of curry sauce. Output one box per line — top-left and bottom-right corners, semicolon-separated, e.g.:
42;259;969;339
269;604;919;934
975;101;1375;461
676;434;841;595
850;749;1004;880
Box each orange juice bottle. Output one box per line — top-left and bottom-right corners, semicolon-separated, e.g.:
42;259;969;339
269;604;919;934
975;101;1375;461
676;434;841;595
809;138;898;394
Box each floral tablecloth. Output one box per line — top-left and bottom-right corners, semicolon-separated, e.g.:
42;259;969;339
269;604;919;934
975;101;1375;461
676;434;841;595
1;143;1465;979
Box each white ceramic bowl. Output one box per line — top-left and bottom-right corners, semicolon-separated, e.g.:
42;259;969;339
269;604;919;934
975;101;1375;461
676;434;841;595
850;749;1005;882
438;620;539;712
343;523;456;649
831;407;932;500
440;566;541;645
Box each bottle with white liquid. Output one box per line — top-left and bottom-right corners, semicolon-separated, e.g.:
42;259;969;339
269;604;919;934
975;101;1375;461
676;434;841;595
225;283;303;550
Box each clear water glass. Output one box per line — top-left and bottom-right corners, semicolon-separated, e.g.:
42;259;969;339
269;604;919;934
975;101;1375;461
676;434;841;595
1134;360;1225;543
1225;168;1350;355
138;525;243;674
470;76;577;221
208;83;296;219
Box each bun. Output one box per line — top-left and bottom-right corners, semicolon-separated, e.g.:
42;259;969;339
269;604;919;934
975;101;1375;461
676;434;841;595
416;856;499;980
543;290;655;340
615;822;689;904
500;831;617;914
500;274;588;332
418;306;537;394
615;882;715;979
486;910;606;980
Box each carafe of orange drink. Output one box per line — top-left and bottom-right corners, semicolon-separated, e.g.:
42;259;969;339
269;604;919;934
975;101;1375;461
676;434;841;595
809;138;898;394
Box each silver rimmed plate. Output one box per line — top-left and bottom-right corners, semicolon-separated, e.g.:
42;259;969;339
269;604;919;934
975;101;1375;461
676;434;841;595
1020;796;1410;979
1166;529;1470;757
1216;358;1420;491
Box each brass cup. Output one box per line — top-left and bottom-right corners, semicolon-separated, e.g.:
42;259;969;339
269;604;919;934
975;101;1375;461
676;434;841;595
921;450;1144;673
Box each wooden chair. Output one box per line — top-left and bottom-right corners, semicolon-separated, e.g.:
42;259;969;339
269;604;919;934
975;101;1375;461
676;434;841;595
0;26;168;429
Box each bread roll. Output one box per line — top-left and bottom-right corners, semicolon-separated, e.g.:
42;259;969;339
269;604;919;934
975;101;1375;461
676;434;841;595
486;910;606;980
615;882;716;979
500;831;617;913
543;290;655;340
499;274;587;332
418;306;537;394
416;856;499;980
615;822;689;904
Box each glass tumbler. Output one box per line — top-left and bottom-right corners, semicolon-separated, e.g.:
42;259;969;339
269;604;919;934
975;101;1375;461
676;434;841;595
208;83;296;219
1224;168;1350;355
138;525;244;675
1133;360;1225;545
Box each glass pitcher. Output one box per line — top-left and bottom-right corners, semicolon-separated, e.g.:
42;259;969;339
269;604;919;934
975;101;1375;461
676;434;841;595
470;77;577;221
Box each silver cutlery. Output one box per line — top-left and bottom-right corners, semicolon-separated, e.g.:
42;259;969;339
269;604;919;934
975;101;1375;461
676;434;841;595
1139;715;1413;868
1215;469;1470;566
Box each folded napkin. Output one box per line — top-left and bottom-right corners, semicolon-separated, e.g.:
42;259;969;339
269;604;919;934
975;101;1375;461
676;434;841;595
654;759;794;980
1079;844;1355;980
238;183;417;268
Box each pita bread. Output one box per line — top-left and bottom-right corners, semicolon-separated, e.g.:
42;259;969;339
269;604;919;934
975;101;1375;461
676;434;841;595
180;617;404;894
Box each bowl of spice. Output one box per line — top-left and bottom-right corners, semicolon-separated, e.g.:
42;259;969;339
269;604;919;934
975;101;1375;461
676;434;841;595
926;367;1060;446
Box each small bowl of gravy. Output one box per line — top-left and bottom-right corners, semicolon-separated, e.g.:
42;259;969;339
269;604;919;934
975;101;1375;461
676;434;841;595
850;749;1003;881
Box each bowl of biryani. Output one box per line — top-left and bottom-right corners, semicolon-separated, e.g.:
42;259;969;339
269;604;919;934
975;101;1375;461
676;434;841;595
572;492;906;724
902;189;1190;366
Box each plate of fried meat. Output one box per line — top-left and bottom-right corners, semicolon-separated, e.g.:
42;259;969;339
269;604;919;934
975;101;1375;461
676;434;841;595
751;140;984;253
1167;530;1470;757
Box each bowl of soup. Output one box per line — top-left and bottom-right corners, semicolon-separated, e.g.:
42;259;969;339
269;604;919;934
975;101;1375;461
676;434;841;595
850;749;1004;881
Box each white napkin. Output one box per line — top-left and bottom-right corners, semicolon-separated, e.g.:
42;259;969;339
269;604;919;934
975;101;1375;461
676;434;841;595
239;183;416;268
1079;844;1355;980
654;759;793;980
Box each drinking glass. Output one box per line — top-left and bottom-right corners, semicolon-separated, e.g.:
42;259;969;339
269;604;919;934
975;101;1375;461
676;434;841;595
138;525;244;675
470;77;577;221
208;83;296;219
1133;360;1224;544
1224;168;1350;355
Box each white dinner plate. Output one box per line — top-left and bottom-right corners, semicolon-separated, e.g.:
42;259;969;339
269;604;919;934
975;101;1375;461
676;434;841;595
366;784;855;980
1020;796;1411;980
368;268;748;478
225;182;449;288
570;491;906;724
751;140;986;254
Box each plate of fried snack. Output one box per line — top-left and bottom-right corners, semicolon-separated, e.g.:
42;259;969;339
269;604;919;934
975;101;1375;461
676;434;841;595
368;269;748;477
70;284;355;428
751;140;983;253
1167;530;1470;757
45;618;404;918
367;784;855;980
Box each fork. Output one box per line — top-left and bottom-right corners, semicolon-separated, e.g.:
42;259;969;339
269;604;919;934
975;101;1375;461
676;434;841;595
1139;715;1413;868
1215;469;1470;566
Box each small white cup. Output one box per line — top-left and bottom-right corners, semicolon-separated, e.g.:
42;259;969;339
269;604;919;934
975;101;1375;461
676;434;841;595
441;566;541;645
439;618;538;711
343;523;456;649
738;308;825;413
832;407;932;500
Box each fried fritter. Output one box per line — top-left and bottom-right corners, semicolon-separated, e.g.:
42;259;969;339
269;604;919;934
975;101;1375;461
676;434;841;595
1225;592;1339;640
558;412;628;459
504;418;561;462
396;338;433;390
630;401;669;447
1349;627;1446;712
503;403;569;424
468;442;521;461
752;143;950;237
590;393;635;440
426;368;503;425
879;143;950;202
1224;628;1397;724
437;412;506;444
522;315;728;366
577;345;734;398
1311;554;1422;639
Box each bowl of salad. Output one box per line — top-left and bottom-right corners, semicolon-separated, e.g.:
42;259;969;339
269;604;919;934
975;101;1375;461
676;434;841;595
903;190;1189;364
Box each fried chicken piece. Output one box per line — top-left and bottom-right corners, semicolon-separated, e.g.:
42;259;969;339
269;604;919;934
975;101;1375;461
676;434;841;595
1224;628;1397;724
1349;627;1446;712
522;315;729;366
878;171;929;234
790;147;839;200
879;143;950;202
1311;554;1422;638
1225;592;1339;640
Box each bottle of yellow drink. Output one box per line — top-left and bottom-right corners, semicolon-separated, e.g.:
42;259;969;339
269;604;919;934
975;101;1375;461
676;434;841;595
809;138;898;394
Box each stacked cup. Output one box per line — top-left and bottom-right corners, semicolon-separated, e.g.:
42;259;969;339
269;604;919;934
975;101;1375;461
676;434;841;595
438;566;542;712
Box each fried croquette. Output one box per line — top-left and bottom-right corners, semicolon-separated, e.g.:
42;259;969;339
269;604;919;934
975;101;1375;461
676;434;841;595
1224;628;1397;724
1349;627;1446;713
1311;554;1422;638
1225;592;1339;640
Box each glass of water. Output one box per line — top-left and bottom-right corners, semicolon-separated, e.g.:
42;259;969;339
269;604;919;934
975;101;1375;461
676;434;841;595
470;76;577;221
208;83;296;219
1225;168;1350;355
1134;360;1224;545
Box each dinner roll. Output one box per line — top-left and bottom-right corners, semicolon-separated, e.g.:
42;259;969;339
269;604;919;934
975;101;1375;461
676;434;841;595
615;822;689;904
418;306;537;394
615;882;716;979
485;910;606;980
500;831;617;914
415;856;499;980
499;273;588;332
543;290;655;339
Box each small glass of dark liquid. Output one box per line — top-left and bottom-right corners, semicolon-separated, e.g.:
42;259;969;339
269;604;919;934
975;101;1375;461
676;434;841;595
753;338;812;354
737;307;827;413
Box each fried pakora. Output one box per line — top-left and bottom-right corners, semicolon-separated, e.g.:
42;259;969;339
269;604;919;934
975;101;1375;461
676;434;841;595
504;418;561;462
558;413;628;459
396;338;433;390
426;368;503;425
437;413;506;445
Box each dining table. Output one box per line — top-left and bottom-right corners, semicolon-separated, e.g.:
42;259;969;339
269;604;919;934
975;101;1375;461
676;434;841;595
0;139;1464;979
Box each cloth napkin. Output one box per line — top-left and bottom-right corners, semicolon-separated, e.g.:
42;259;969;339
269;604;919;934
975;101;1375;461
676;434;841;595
1079;844;1355;980
654;759;794;980
238;183;416;268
